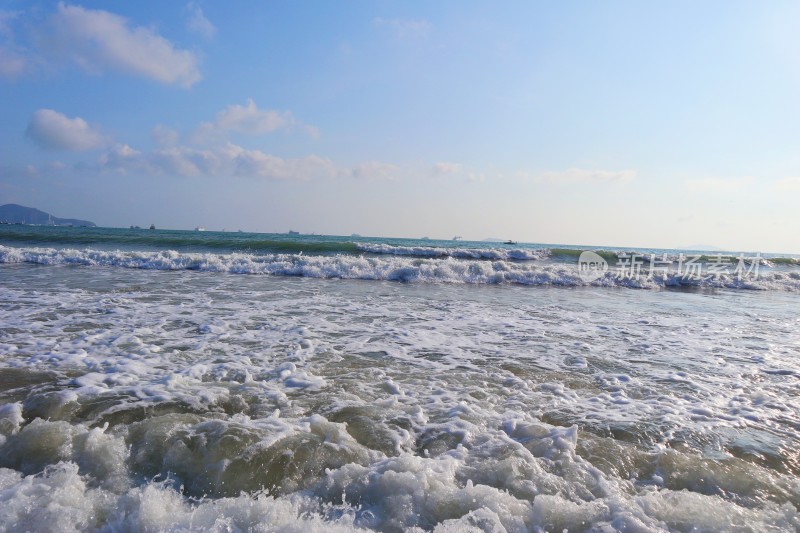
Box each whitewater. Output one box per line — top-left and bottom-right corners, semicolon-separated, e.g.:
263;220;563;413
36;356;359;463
0;226;799;532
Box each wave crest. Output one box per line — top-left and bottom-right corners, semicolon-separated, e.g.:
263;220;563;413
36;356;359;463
355;243;551;260
2;245;798;291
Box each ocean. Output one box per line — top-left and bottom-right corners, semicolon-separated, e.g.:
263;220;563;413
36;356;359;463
0;225;798;532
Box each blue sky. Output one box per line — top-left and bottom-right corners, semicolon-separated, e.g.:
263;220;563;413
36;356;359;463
1;1;798;252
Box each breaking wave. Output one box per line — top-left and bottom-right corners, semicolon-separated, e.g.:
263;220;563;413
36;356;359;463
2;245;799;291
355;242;551;260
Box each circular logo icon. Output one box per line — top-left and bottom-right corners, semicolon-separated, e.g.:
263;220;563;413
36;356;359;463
577;251;608;282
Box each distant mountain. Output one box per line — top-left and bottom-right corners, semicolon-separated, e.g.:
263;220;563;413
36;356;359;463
0;204;96;227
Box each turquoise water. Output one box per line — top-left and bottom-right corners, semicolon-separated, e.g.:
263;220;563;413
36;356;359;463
2;224;796;260
1;225;798;291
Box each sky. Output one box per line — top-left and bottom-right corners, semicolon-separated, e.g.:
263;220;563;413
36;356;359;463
0;1;798;252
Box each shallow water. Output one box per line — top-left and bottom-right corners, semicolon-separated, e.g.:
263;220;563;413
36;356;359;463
0;259;798;532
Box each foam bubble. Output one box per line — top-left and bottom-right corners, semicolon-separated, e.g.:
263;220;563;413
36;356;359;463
2;245;798;291
0;259;799;530
355;242;551;261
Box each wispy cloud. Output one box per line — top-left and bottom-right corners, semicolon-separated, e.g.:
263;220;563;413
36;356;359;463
193;99;318;143
685;176;753;192
186;2;216;39
351;161;400;181
206;99;292;134
222;145;336;180
0;11;27;79
432;162;462;176
26;109;110;151
540;168;637;183
97;144;143;173
372;17;432;38
24;103;397;183
0;11;18;38
38;3;201;87
151;125;179;147
0;45;26;78
773;176;800;192
431;162;488;184
97;142;338;181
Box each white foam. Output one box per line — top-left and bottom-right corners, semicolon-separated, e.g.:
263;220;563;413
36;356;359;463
355;242;551;261
2;244;798;291
0;461;369;532
1;259;799;530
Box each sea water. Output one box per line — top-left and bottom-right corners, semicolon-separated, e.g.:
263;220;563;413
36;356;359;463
0;226;798;532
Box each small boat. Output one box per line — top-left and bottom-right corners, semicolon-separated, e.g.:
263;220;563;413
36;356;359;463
453;236;462;241
149;224;156;230
288;230;300;235
195;226;206;232
504;240;517;245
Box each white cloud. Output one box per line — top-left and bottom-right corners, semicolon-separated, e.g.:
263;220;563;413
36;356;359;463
0;46;26;78
98;142;337;181
541;168;637;183
433;162;462;176
352;161;400;181
773;176;800;192
186;2;216;39
97;144;143;173
685;176;753;192
151;125;179;147
148;146;216;177
0;11;27;79
221;144;336;180
40;3;201;87
27;109;110;151
372;17;432;38
193;99;318;143
304;125;321;139
214;99;290;134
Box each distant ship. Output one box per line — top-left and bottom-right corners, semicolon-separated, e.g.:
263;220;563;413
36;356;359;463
149;224;156;230
452;236;462;241
195;226;206;232
504;240;517;245
288;230;300;235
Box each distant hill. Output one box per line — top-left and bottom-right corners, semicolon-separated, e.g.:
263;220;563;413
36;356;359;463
0;204;96;227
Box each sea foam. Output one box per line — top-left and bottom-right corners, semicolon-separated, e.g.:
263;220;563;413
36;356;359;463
0;261;799;531
2;245;799;291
